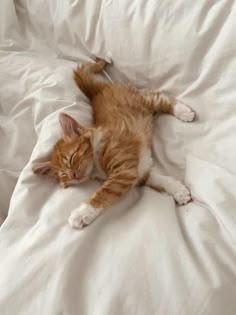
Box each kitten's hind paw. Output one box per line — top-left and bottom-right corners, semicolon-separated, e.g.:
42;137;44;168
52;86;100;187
174;102;195;122
174;183;192;205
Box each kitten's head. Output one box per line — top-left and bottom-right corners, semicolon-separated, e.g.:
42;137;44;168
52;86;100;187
33;113;94;188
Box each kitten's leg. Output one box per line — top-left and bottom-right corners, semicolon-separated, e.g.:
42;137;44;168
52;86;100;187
141;89;195;122
146;168;191;205
68;171;137;229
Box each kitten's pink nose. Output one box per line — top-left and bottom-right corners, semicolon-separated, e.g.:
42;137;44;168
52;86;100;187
71;172;79;179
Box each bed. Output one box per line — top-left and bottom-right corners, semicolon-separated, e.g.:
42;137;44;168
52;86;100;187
0;1;236;314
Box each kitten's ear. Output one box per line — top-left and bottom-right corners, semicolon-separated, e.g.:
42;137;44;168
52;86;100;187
59;113;85;137
32;161;52;175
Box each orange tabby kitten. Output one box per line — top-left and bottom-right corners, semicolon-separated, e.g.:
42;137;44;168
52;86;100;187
33;59;195;229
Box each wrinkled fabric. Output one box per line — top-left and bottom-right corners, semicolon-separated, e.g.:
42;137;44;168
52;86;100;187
0;1;236;314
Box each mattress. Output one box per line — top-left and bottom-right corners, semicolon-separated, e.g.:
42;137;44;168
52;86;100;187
0;1;236;314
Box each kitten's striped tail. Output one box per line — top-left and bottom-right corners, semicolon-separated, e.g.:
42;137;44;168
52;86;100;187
73;59;107;99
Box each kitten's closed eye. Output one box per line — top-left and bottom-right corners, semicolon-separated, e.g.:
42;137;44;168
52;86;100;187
69;152;77;166
60;173;67;177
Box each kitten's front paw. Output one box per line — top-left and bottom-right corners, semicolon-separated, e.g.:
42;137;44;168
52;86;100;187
174;183;192;205
174;102;195;122
68;203;102;229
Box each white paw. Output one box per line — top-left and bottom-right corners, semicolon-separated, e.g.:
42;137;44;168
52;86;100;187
173;183;192;205
174;102;195;122
68;203;102;229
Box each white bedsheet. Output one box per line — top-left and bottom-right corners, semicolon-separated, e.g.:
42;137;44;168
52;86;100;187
0;1;236;314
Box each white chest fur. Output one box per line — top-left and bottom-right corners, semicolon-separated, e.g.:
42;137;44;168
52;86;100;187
138;147;153;179
91;128;107;181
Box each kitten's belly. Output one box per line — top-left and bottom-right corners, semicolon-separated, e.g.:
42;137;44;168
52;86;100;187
138;147;153;180
92;148;152;183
